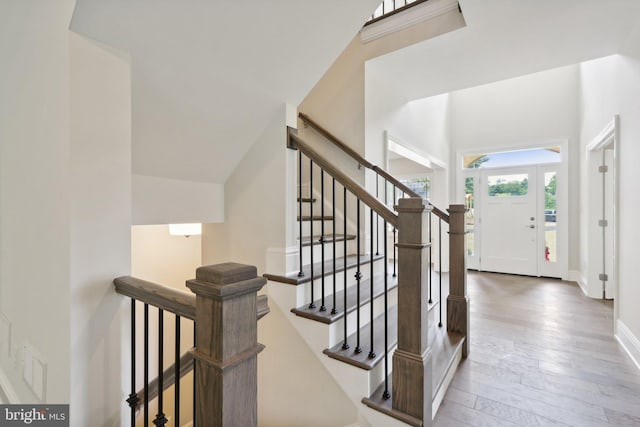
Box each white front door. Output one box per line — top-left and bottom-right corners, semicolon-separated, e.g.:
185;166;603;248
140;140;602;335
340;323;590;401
480;167;538;275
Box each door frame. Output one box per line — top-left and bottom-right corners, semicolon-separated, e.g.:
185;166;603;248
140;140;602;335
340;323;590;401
585;115;619;300
456;140;569;279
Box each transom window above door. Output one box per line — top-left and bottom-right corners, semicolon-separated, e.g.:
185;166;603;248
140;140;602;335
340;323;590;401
463;147;561;169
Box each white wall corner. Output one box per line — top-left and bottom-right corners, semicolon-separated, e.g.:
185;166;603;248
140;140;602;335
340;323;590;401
360;0;460;43
285;103;298;129
568;270;586;291
266;246;300;277
615;320;640;372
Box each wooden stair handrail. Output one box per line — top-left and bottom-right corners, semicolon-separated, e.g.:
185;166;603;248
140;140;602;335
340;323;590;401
114;276;271;321
115;274;270;410
298;112;449;223
289;130;398;228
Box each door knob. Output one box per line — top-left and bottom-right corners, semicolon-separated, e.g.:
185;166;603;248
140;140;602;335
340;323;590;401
530;217;535;221
526;224;535;229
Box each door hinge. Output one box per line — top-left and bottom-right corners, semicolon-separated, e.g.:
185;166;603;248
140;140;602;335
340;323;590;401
599;273;609;282
599;165;608;173
599;219;608;227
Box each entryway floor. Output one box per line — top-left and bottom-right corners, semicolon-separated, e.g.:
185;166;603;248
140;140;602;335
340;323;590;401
434;271;640;426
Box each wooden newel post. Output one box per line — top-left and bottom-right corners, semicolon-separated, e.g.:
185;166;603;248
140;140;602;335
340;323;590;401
186;263;267;427
393;197;433;424
447;204;470;358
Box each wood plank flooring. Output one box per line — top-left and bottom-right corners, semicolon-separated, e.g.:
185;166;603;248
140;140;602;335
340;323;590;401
434;271;640;427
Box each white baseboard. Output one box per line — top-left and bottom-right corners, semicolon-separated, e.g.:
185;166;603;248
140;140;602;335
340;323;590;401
0;365;19;403
568;270;589;296
615;320;640;372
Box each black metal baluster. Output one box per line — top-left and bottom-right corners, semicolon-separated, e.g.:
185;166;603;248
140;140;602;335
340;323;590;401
193;327;196;426
342;188;350;350
126;299;138;426
309;159;316;309
154;310;168;427
392;187;397;278
438;217;443;328
355;199;362;354
320;169;326;312
392;227;397;278
376;174;380;256
144;303;149;427
174;315;181;427
331;178;337;315
298;150;304;277
428;211;433;304
383;220;390;399
368;208;376;360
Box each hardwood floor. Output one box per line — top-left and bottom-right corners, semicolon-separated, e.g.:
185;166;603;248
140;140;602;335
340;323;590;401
434;271;640;427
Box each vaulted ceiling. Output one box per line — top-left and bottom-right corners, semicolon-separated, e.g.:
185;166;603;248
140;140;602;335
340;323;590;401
70;0;381;183
368;0;640;101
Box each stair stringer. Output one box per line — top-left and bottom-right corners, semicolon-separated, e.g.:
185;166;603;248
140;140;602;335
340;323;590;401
267;280;412;427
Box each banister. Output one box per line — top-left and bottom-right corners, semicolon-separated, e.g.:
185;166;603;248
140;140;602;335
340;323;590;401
299;113;374;170
117;265;270;423
114;276;196;319
425;200;449;223
298;112;450;223
114;275;272;321
289;131;398;228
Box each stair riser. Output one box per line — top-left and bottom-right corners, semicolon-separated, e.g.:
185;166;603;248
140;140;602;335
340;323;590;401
327;287;398;348
301;240;356;264
302;261;387;303
300;220;337;236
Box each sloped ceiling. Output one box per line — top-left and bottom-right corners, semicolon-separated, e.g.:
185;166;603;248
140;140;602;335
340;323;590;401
70;0;380;183
367;0;640;101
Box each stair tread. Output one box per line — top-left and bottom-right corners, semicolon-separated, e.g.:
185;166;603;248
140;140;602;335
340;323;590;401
300;234;356;246
297;215;335;221
323;299;443;370
291;272;397;323
324;305;398;370
362;327;465;426
263;253;385;286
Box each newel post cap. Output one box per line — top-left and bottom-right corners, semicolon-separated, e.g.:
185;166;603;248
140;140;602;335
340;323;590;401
447;204;467;214
186;262;266;299
397;197;428;213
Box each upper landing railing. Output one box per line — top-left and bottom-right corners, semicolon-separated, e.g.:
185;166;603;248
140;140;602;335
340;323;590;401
366;0;431;26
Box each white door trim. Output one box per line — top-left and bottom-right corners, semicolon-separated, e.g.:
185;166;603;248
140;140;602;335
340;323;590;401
585;115;619;303
456;140;569;279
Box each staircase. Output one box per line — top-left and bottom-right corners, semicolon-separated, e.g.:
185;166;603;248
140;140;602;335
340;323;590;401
264;115;469;426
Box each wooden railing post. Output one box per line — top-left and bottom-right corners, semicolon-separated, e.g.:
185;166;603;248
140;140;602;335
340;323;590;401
447;204;469;358
186;262;266;427
393;197;433;423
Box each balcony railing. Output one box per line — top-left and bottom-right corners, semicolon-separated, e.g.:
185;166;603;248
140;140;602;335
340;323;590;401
366;0;429;26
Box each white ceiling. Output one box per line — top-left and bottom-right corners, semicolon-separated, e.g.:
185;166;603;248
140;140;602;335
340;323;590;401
70;0;381;183
367;0;640;102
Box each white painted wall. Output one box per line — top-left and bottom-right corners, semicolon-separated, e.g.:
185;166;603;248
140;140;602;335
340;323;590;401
450;65;580;272
579;42;640;361
132;175;224;225
69;32;132;425
365;86;451;206
0;0;74;404
202;105;297;274
300;7;464;172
